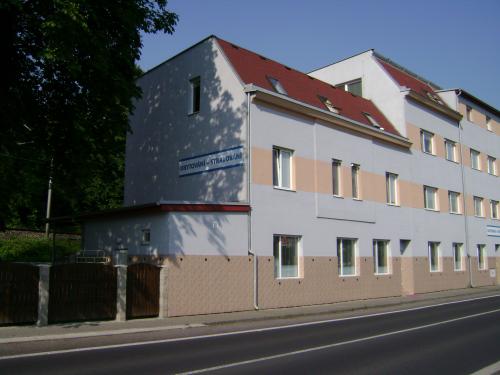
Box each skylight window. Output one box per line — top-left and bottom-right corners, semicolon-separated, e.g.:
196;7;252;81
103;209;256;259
318;96;339;114
364;113;383;129
425;91;444;105
267;77;287;95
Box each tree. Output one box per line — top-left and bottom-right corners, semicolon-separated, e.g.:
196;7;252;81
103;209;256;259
0;0;178;229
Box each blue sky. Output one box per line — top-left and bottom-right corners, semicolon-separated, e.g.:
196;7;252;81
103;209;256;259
139;0;500;108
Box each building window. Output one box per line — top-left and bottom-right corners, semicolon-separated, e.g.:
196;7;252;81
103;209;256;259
336;78;362;97
477;244;487;270
428;242;441;272
496;244;500;253
273;235;300;278
273;147;293;189
491;200;499;219
363;113;382;129
337;238;357;276
351;164;360;199
141;229;151;245
420;130;434;154
486;116;492;131
448;191;460;214
487;156;496;175
373;240;390;275
466;106;472;121
453;243;463;271
400;239;411;255
424;186;438;210
473;196;484;217
386;172;398;205
332;159;342;197
470;149;480;170
189;76;201;114
318;95;339;114
267;76;287;95
445;140;457;162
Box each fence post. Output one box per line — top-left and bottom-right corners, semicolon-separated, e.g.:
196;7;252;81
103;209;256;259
115;265;127;321
37;264;51;326
159;266;168;318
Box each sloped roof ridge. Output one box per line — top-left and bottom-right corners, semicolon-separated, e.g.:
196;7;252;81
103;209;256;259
373;51;442;91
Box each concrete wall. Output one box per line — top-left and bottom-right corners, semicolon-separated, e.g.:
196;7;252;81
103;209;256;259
124;37;248;205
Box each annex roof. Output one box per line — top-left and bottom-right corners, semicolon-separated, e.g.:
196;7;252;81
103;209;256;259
216;37;402;137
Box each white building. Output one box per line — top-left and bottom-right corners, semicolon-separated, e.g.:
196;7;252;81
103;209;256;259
83;36;499;317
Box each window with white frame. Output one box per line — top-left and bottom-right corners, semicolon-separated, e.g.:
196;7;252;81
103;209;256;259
318;95;339;114
477;244;487;270
363;113;381;129
351;164;360;199
470;149;480;170
491;200;499;219
466;106;472;121
273;147;293;189
332;159;342;196
273;235;300;278
496;244;500;253
189;76;201;114
445;140;457;162
267;76;287;95
448;191;460;214
373;240;390;274
337;238;357;276
473;196;484;217
424;186;438;210
428;242;441;272
141;229;151;245
453;243;463;271
386;172;398;205
487;156;496;176
336;78;362;97
420;130;434;154
486;116;492;131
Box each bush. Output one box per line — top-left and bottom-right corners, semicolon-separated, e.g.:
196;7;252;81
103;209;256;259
0;237;80;262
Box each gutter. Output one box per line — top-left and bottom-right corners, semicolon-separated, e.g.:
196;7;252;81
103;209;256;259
246;91;258;310
456;89;474;288
243;85;412;149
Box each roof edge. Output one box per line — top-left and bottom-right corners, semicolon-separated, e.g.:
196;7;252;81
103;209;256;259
308;49;374;74
405;90;462;122
451;89;500;117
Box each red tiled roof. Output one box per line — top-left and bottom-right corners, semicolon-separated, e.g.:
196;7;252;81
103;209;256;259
377;58;442;101
216;37;402;138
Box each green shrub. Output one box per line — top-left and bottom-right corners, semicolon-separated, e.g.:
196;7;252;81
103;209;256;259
0;237;80;262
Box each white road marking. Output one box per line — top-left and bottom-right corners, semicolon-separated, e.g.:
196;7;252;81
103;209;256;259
0;294;498;361
469;360;500;375
180;308;500;374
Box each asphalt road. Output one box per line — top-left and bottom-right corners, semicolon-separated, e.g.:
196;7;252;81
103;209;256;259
1;295;499;375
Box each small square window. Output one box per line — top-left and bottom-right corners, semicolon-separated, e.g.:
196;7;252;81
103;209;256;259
364;113;382;129
141;229;151;245
400;239;411;255
470;149;480;170
473;196;484;217
337;238;357;276
318;96;339;114
486;116;492;131
424;186;438;210
466;106;472;121
189;77;201;114
273;147;293;189
420;130;434;154
428;242;441;272
445;140;456;162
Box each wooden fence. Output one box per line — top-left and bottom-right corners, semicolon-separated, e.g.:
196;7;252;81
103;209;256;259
0;263;39;324
126;263;160;319
48;263;117;323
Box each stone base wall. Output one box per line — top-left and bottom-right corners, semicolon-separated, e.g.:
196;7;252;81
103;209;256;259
470;257;497;287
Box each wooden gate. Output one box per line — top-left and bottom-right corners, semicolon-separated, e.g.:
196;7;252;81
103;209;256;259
126;263;160;319
49;263;116;323
0;262;39;324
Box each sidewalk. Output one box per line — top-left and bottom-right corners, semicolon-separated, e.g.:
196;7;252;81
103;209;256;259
1;285;499;344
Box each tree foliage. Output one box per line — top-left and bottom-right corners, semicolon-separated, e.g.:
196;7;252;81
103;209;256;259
0;0;177;229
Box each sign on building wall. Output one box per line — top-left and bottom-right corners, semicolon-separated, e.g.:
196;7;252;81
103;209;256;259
179;146;244;177
486;225;500;237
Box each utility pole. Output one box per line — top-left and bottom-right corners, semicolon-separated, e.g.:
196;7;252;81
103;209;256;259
45;158;53;237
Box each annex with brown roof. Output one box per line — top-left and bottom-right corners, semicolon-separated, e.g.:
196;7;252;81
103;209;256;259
216;37;402;138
